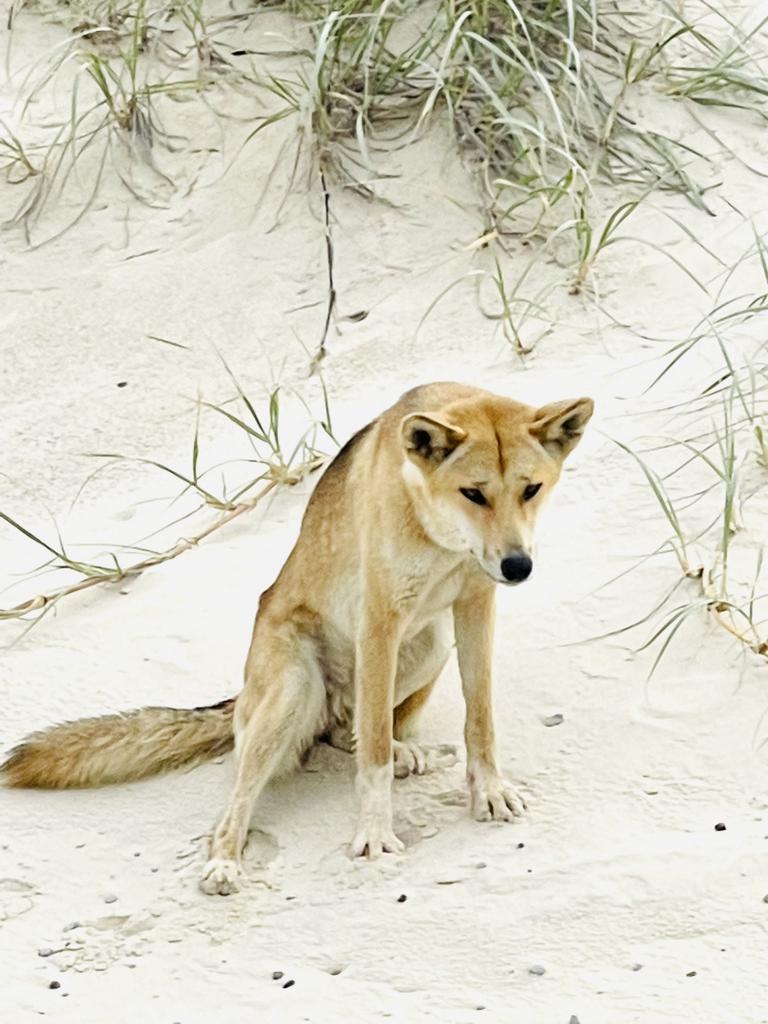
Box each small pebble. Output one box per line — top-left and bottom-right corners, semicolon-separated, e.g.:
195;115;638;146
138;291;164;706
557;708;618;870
543;713;564;728
517;842;525;849
714;822;726;832
103;894;118;904
63;922;80;932
272;971;284;981
397;894;407;903
569;1017;581;1024
117;381;128;388
528;965;546;976
632;963;643;972
476;862;486;869
762;894;768;904
282;979;295;989
686;970;697;977
48;981;61;990
38;949;54;958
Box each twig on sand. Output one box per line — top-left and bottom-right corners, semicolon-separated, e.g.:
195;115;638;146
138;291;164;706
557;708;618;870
687;561;768;661
309;169;337;376
0;456;324;623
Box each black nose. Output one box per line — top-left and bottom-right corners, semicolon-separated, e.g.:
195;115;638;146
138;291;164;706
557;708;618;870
500;553;533;583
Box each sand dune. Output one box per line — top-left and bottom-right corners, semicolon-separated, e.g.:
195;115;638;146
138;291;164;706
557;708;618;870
2;2;768;1021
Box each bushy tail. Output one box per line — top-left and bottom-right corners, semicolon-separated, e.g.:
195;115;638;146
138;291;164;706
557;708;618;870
1;698;236;789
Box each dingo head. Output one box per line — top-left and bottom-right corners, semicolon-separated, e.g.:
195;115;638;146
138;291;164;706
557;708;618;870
400;393;594;584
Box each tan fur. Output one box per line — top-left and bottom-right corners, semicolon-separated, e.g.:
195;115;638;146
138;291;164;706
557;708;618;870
393;679;438;739
1;382;593;896
2;700;234;788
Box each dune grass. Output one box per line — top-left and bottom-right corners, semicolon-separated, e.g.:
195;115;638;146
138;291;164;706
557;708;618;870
4;1;766;253
2;0;767;667
0;370;335;625
611;238;768;670
2;0;249;242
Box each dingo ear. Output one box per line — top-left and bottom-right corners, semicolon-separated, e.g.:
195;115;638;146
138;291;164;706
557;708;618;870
531;397;594;458
401;413;467;466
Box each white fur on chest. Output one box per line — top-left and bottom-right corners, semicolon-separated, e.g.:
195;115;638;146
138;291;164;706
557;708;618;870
397;556;469;639
321;555;467;729
324;551;470;644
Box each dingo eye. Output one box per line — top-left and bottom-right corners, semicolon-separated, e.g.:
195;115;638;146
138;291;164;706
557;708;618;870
460;487;488;506
523;483;542;502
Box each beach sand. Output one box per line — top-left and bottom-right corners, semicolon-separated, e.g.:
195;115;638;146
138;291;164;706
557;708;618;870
2;4;768;1021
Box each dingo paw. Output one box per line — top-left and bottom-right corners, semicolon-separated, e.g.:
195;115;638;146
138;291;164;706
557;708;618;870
350;819;405;859
469;773;526;822
393;741;458;778
199;858;242;896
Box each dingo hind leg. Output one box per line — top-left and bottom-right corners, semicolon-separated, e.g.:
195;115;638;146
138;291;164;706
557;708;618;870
200;634;325;895
392;619;452;778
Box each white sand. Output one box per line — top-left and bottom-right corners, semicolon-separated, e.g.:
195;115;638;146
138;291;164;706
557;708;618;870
2;4;768;1022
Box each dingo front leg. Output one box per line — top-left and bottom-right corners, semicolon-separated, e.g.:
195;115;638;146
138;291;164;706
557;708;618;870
454;581;526;823
350;600;404;858
351;762;404;857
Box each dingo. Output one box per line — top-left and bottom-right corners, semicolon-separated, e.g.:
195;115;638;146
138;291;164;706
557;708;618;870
2;382;593;895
